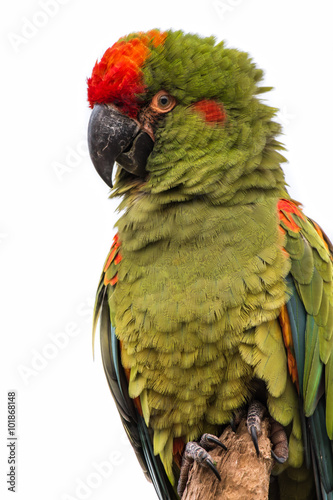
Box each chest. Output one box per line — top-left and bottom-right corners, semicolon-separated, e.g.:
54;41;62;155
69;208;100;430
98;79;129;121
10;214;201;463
112;214;289;353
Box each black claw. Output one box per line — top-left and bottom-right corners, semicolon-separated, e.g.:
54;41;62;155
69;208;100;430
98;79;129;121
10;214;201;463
250;426;260;457
206;459;221;481
271;450;287;464
206;435;227;451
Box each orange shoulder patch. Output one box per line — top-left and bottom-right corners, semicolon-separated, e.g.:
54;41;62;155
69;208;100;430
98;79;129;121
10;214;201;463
103;233;122;286
277;199;305;233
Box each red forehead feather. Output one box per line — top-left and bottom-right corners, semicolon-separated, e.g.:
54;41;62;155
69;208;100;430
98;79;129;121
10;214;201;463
87;30;166;117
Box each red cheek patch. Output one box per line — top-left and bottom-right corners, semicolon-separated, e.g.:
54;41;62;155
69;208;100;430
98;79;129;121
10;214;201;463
192;99;226;125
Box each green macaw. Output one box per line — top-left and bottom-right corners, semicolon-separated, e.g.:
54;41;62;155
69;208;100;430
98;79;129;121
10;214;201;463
87;29;333;499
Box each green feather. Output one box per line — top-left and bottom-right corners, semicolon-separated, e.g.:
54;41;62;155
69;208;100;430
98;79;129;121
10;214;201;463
128;367;147;399
252;320;287;397
290;239;314;284
326;353;333;439
308;398;333;494
141;390;150;427
303;317;323;416
153;428;171;456
159;433;175;485
298;267;323;316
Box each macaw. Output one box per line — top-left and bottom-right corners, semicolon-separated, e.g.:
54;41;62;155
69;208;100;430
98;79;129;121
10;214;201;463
87;29;333;499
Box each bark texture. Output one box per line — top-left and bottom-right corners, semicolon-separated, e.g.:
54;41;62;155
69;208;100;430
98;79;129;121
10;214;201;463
182;419;274;500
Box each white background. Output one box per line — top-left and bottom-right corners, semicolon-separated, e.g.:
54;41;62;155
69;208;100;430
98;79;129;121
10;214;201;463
1;1;332;499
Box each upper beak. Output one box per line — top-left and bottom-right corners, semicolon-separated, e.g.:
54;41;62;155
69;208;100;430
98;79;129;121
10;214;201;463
88;104;154;188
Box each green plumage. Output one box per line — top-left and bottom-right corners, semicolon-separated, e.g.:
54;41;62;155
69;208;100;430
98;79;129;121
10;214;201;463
90;30;333;499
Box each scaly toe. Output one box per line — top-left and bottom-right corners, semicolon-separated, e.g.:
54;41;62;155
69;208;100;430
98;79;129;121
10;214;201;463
247;400;266;457
177;436;226;497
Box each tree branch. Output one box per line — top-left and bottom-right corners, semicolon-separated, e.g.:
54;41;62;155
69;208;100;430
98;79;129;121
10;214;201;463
182;419;274;500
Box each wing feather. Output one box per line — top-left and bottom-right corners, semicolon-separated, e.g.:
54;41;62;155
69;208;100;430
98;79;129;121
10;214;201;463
278;199;333;495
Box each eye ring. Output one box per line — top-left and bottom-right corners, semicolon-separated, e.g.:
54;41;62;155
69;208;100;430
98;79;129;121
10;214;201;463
151;90;176;113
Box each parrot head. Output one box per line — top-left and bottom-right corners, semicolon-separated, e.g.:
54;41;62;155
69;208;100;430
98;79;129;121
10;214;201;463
87;29;285;201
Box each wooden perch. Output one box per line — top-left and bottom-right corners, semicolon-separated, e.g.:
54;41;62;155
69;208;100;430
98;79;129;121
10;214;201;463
182;419;274;500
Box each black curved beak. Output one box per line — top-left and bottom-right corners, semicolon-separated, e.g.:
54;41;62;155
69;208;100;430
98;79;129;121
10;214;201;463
88;104;154;188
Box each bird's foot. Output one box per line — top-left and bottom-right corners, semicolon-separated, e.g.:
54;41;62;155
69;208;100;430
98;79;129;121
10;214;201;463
246;400;288;464
269;418;289;464
177;433;227;497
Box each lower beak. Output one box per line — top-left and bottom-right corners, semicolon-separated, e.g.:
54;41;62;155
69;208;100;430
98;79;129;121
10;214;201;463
88;104;154;188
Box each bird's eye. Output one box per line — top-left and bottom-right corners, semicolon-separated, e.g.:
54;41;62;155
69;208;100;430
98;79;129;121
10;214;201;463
159;95;170;107
151;90;176;113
